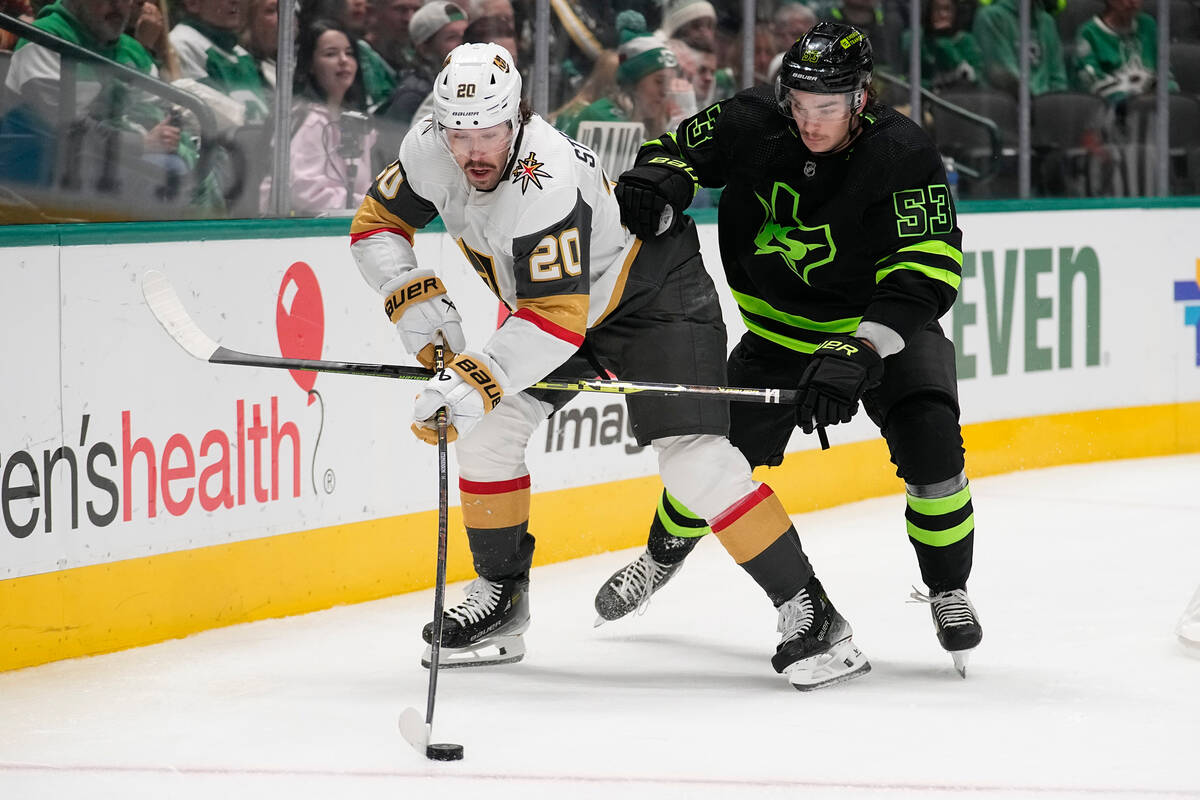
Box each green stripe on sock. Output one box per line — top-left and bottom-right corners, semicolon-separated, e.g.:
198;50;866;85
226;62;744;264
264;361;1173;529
906;485;972;516
907;515;974;547
659;491;711;538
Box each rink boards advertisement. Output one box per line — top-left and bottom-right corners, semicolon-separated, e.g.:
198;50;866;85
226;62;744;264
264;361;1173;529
2;204;1199;670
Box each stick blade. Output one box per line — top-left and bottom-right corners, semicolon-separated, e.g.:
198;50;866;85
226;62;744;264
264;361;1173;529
398;707;431;754
141;270;220;362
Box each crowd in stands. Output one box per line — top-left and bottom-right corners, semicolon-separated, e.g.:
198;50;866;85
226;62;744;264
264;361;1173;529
1;0;1198;219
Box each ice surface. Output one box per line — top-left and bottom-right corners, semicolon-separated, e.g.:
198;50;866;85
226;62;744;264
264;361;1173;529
2;455;1198;799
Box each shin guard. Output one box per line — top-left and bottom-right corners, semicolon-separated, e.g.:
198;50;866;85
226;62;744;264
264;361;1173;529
647;489;709;566
460;475;535;580
712;485;812;606
906;473;974;593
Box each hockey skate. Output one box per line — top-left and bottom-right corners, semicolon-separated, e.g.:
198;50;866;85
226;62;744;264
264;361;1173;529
771;577;871;691
421;576;530;668
1178;585;1200;653
593;550;684;626
910;587;983;677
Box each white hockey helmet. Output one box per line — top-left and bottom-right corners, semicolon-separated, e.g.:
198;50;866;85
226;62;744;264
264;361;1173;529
433;42;523;137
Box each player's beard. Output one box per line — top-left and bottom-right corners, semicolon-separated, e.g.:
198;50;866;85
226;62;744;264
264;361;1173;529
463;155;506;190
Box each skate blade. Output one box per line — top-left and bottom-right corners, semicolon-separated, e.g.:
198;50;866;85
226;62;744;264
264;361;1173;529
1178;635;1200;659
951;649;973;677
421;634;526;669
785;637;872;692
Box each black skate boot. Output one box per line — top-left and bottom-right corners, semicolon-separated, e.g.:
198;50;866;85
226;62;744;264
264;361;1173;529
593;550;684;626
771;576;871;691
421;576;529;668
910;587;983;677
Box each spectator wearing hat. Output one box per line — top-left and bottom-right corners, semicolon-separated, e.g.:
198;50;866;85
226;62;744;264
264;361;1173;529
660;0;715;51
554;10;687;141
406;12;520;126
364;0;422;76
409;0;468;67
662;0;736;103
374;1;467;153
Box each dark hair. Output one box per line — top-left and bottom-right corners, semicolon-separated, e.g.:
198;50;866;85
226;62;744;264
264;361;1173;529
517;97;533;125
921;0;961;34
462;14;515;45
294;17;367;110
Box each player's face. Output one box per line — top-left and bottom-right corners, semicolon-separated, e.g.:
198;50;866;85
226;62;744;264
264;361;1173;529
443;122;514;190
785;89;859;154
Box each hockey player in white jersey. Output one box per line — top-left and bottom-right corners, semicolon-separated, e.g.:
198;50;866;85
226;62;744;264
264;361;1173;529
349;42;870;690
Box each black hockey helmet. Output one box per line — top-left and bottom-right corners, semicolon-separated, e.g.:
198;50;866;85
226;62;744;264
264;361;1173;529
775;22;873;113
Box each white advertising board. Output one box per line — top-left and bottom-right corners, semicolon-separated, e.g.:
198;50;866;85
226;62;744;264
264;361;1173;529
2;207;1198;580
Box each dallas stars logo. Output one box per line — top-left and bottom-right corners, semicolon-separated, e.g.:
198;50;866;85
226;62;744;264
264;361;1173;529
512;151;551;193
753;182;836;284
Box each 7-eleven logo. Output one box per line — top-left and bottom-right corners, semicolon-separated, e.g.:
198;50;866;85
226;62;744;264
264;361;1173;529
1175;258;1200;366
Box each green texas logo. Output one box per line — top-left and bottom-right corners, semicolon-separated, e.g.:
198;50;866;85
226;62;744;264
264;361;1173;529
753;182;836;283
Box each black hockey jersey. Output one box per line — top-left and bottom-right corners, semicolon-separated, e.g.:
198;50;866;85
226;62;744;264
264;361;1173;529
637;86;963;353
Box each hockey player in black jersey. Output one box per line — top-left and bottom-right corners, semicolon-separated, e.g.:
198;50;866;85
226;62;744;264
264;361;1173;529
595;22;983;678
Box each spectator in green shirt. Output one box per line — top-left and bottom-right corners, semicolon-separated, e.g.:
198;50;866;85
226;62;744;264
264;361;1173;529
973;0;1068;95
2;0;206;205
1073;0;1175;106
171;0;271;122
555;10;684;140
902;0;983;90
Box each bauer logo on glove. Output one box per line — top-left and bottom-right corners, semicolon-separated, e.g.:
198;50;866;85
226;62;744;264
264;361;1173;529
411;351;505;444
381;269;467;369
385;275;445;322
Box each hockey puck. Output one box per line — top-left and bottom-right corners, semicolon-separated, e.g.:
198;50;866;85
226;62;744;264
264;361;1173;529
426;742;464;761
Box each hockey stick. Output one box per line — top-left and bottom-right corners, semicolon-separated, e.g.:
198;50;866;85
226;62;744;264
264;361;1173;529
399;343;464;761
140;270;802;406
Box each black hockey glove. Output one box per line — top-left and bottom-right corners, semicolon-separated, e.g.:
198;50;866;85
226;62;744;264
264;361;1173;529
796;336;885;434
615;158;696;239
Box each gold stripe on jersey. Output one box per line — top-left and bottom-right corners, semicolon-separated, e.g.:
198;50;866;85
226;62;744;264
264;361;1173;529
351;195;416;240
591;239;641;327
457;239;504;302
515;293;589;339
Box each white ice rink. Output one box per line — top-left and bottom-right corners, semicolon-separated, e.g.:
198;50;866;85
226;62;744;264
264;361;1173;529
1;454;1198;800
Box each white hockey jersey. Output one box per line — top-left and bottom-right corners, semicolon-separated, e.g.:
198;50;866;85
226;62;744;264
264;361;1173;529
350;114;643;394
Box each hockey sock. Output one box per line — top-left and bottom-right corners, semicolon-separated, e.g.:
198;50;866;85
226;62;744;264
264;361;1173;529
711;484;813;606
647;489;709;565
906;479;974;593
460;475;536;580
